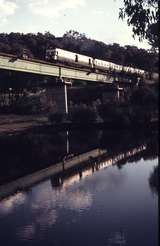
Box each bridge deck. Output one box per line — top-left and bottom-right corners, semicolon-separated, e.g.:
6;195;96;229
0;53;113;83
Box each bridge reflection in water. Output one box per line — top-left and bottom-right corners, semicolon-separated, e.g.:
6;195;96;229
0;143;146;200
51;144;146;190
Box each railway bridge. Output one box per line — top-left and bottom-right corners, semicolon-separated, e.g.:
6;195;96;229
0;52;140;114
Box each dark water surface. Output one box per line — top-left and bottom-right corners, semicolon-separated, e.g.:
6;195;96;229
0;129;158;246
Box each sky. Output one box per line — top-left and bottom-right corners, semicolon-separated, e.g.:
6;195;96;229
0;0;150;49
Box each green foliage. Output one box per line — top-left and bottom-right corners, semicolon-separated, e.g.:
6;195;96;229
13;95;44;114
98;102;131;126
119;0;159;48
130;86;158;106
130;105;151;125
63;30;87;41
98;86;157;127
0;31;158;72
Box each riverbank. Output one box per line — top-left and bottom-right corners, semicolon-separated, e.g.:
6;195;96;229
0;114;158;135
0;114;48;135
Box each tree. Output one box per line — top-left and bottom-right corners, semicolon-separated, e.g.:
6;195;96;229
63;30;86;41
0;31;158;71
119;0;159;48
130;86;157;107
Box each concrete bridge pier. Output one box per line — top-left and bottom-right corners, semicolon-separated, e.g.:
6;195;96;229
45;78;72;115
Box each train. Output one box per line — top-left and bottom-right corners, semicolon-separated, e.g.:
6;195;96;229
45;48;146;76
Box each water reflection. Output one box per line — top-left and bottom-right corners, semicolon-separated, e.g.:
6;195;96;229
0;192;26;216
0;128;157;186
0;129;102;184
16;224;36;241
0;129;158;246
50;144;146;191
107;230;127;246
149;166;159;194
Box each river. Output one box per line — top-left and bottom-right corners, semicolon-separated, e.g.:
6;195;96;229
0;129;158;246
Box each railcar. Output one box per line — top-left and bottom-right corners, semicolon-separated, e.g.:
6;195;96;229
45;48;57;60
76;53;93;67
139;69;145;75
46;48;93;68
130;67;135;74
109;62;116;71
94;59;111;70
114;64;122;72
45;48;145;76
135;68;141;75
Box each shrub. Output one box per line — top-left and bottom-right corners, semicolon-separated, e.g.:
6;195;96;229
130;86;157;107
69;106;97;123
98;102;131;126
13;95;44;114
130;106;151;126
98;102;128;124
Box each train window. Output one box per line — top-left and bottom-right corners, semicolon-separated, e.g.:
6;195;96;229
75;55;78;62
89;58;91;65
51;50;56;56
22;54;28;59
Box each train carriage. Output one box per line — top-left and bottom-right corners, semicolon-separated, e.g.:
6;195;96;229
45;48;146;77
46;48;76;62
75;53;93;67
45;48;58;60
46;48;93;67
114;64;122;72
94;59;111;70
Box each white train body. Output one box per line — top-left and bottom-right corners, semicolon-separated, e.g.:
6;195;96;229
94;59;111;70
45;48;145;76
46;48;93;67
